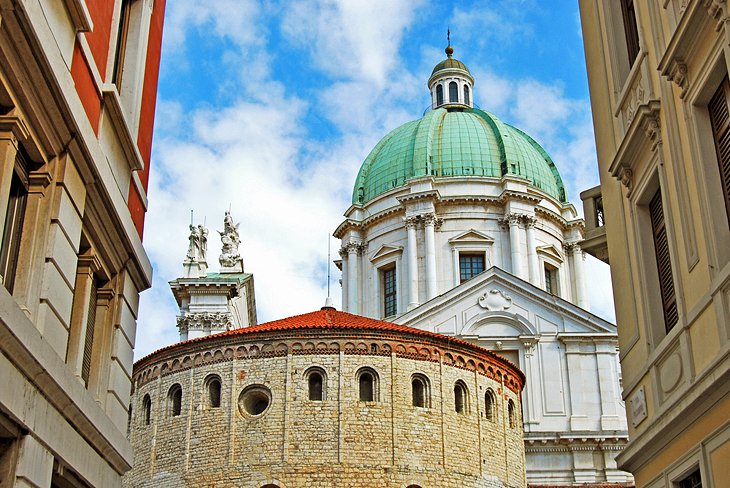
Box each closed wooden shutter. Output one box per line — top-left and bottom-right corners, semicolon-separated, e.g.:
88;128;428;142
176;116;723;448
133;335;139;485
81;278;98;386
708;76;730;227
649;190;678;333
620;0;640;68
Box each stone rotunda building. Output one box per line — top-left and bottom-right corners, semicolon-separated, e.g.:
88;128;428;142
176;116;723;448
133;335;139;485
126;307;526;487
334;45;632;485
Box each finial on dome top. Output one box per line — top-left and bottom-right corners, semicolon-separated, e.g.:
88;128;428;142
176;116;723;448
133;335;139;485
446;28;453;58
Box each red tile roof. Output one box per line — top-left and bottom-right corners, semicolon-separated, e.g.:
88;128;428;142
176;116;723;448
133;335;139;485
137;307;525;387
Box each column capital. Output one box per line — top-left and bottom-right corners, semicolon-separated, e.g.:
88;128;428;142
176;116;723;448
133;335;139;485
505;212;522;225
404;216;419;229
522;215;538;228
345;241;364;255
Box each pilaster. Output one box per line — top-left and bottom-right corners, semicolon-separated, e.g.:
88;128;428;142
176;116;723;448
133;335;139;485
405;216;419;310
423;213;438;300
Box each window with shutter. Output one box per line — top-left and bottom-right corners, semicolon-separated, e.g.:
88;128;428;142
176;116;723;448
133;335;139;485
620;0;640;68
0;151;28;293
649;189;678;333
708;77;730;227
81;278;98;386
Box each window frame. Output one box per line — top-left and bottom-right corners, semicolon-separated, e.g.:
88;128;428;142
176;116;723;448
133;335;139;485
356;367;379;403
381;264;397;318
0;150;29;293
484;388;497;421
458;252;486;283
411;373;431;409
436;84;444;106
204;374;222;409
448;81;458;103
142;394;152;425
454;380;469;415
167;384;183;417
304;366;327;402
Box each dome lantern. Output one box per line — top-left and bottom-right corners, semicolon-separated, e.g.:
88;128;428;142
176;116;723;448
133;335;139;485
428;42;474;110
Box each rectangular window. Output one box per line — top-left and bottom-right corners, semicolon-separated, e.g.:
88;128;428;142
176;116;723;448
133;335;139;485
112;0;133;87
80;277;98;386
620;0;640;68
382;267;396;317
649;189;678;333
459;253;485;283
708;76;730;227
0;153;28;293
678;469;702;488
544;265;558;295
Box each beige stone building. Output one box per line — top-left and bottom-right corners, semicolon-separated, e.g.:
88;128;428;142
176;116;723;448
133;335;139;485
125;307;527;488
579;1;730;487
0;0;165;487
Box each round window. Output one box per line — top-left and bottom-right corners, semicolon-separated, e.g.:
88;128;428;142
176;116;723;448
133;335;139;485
238;385;272;417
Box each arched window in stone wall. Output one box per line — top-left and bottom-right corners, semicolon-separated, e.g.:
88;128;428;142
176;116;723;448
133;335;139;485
411;374;430;408
261;485;280;488
454;380;469;414
464;85;470;105
449;81;458;102
485;388;496;422
436;84;444;106
305;367;326;401
406;485;423;488
205;375;222;408
508;399;516;428
168;384;182;417
142;394;151;425
357;367;379;402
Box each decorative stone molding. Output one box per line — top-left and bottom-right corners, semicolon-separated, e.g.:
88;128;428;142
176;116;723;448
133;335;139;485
667;61;688;98
478;289;513;311
176;312;234;332
345;241;364;255
506;213;522;225
619;168;634;193
521;215;537;228
706;0;728;30
404;216;419;229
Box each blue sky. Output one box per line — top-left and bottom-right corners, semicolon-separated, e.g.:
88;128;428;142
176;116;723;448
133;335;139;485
135;0;614;359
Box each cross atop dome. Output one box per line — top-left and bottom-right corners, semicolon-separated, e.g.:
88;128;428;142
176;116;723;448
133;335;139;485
428;33;474;110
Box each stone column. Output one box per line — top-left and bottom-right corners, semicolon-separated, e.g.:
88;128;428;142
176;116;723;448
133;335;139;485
507;213;525;280
522;339;538;426
405;217;419;310
423;213;438;300
524;216;540;286
339;248;348;312
347;242;360;314
573;244;589;310
595;340;622;430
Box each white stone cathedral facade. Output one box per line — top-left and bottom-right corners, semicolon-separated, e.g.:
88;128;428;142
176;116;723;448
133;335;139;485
334;45;632;485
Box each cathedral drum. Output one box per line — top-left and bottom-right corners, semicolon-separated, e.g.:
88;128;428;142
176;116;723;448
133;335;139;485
124;308;526;488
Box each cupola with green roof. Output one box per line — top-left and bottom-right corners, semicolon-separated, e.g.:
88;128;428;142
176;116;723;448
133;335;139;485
351;44;567;206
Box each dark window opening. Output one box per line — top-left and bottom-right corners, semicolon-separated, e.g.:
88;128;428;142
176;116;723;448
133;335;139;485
308;372;323;401
411;376;429;408
382;266;396;317
142;394;151;425
449;81;458;103
620;0;640;68
436;84;443;106
80;277;98;386
464;85;470;105
708;76;730;227
544;265;558;295
508;399;516;428
168;385;182;417
0;153;28;293
358;370;376;402
454;381;468;414
112;0;133;87
679;469;702;488
207;377;221;408
649;189;678;333
459;253;485;283
485;389;496;421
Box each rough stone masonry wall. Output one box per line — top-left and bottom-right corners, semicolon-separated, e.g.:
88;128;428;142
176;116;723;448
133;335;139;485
125;345;526;488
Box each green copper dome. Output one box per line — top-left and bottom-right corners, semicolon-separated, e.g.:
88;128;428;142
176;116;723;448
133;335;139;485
352;108;567;204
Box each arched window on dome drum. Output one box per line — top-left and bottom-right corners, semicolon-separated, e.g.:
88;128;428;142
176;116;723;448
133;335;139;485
449;81;458;103
464;85;470;105
168;384;182;417
485;389;496;421
454;380;468;414
142;394;151;425
508;399;517;428
436;84;443;106
411;374;430;408
205;375;221;408
357;368;378;402
306;367;326;401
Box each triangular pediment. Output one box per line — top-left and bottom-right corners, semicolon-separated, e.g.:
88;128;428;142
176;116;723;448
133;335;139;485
448;229;495;245
393;267;617;337
369;244;403;262
536;244;563;262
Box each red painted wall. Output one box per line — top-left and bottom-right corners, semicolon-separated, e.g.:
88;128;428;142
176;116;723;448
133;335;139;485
83;0;115;81
70;44;101;134
129;0;167;237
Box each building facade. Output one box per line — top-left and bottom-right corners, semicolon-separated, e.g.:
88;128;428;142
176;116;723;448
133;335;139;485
578;1;730;487
0;0;165;486
125;308;527;488
335;46;633;485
